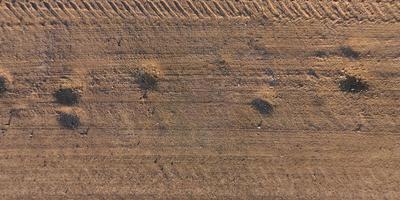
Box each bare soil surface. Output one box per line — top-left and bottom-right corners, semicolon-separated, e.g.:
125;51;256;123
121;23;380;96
0;0;399;199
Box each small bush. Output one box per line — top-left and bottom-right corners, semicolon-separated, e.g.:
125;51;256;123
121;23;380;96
307;69;319;78
314;51;329;58
339;75;369;93
134;70;158;91
0;76;7;93
251;98;274;115
58;112;80;129
265;68;278;86
54;88;80;105
339;46;360;59
265;68;275;77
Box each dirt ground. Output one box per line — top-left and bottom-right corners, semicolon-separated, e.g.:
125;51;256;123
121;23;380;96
0;0;399;199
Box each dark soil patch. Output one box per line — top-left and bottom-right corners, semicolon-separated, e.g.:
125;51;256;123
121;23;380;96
307;69;319;78
251;98;274;115
265;68;275;77
313;51;329;58
54;88;80;105
339;75;369;93
134;70;158;91
0;76;7;94
58;112;80;129
339;46;360;59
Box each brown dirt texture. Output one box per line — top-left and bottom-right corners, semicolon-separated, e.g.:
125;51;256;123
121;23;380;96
0;0;399;199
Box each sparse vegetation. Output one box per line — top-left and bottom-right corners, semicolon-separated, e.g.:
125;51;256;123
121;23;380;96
339;75;369;93
314;50;329;58
251;98;274;115
58;112;80;129
339;46;360;59
307;69;319;78
134;69;158;91
265;68;275;77
0;76;7;94
265;68;278;86
54;88;80;105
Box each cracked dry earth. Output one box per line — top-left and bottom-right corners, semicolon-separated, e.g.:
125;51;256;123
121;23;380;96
0;0;400;199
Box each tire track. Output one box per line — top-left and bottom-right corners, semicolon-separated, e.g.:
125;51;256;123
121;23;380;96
186;0;202;18
278;1;296;19
0;0;399;26
81;1;100;18
120;1;137;18
173;1;189;17
160;0;178;18
108;1;127;19
292;1;311;19
55;1;73;19
134;0;150;17
5;3;24;22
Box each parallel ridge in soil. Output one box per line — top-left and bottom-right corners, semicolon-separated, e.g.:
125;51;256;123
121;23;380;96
0;0;399;25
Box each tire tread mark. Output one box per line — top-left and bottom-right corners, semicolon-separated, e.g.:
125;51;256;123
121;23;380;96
359;2;375;22
173;1;189;17
30;2;50;20
134;0;149;17
331;2;348;20
252;1;262;14
200;1;217;18
17;2;35;19
286;0;301;18
365;2;379;22
121;1;137;17
0;0;399;24
69;1;87;19
342;1;359;20
213;1;227;17
292;1;310;19
166;1;182;17
243;2;258;17
351;1;369;21
396;2;400;15
43;1;62;21
265;0;280;18
108;0;126;19
147;1;164;18
81;1;99;18
225;0;239;16
95;1;113;19
384;3;400;22
370;2;389;22
160;0;178;18
114;1;131;17
10;2;31;20
238;2;251;17
317;1;336;20
252;1;264;16
55;1;73;19
0;8;12;24
186;0;202;18
5;3;23;21
299;1;314;18
305;1;322;19
278;1;295;19
155;2;169;18
220;1;234;16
